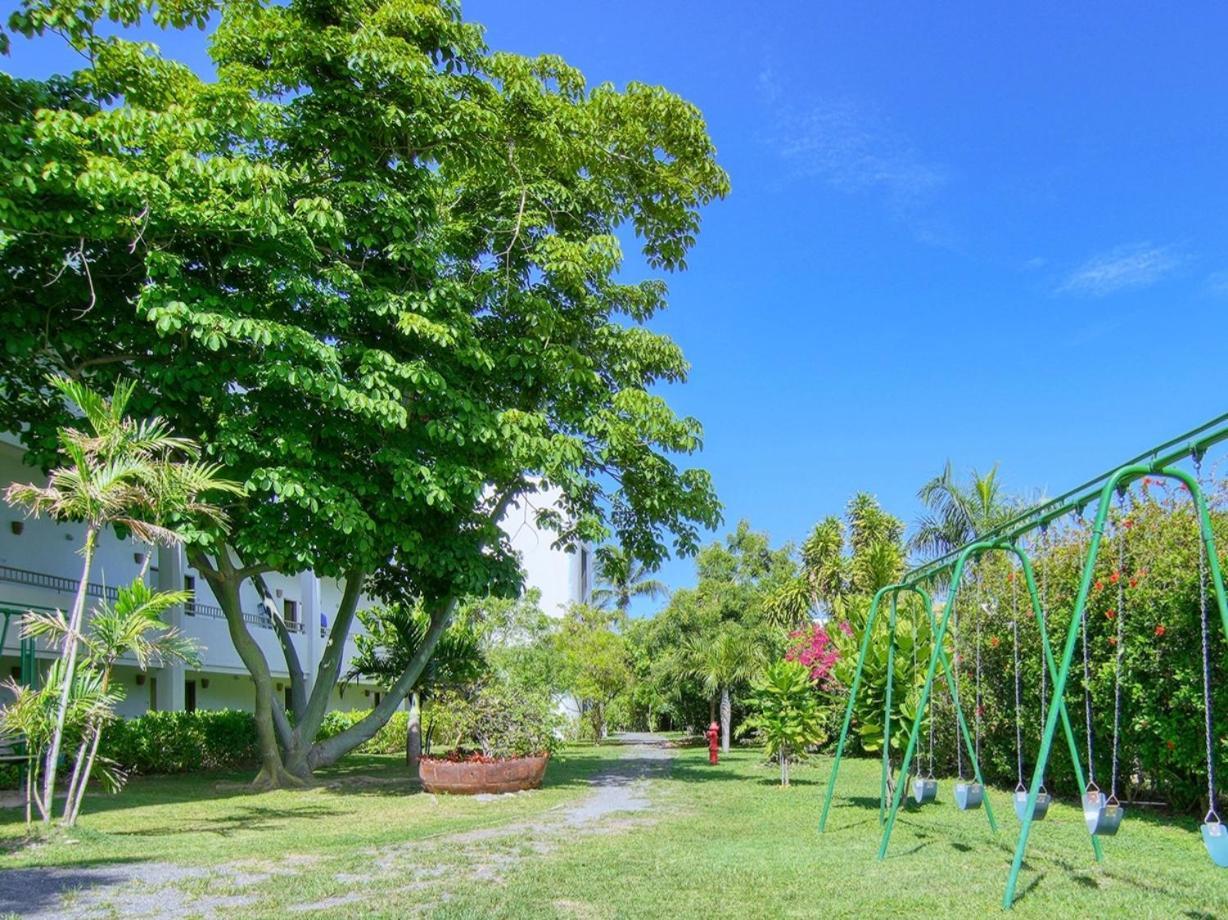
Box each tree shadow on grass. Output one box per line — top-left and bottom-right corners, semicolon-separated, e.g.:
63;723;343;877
0;858;153;918
111;802;348;838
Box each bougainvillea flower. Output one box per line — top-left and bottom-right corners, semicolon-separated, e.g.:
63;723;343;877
1167;739;1176;751
1105;609;1116;620
989;636;1001;649
1094;580;1104;591
1129;577;1139;589
1123;518;1135;530
1110;571;1120;584
1155;624;1166;637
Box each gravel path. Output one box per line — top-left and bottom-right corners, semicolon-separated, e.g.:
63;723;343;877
0;734;673;919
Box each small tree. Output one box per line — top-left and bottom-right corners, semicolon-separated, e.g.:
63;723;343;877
556;605;631;742
3;377;236;822
0;661;119;824
740;660;826;786
23;580;200;824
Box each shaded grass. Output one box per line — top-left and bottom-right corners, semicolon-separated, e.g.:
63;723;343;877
0;747;607;870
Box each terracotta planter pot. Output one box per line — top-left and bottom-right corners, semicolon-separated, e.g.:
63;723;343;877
418;754;549;795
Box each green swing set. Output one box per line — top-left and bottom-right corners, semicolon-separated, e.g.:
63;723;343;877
818;412;1228;910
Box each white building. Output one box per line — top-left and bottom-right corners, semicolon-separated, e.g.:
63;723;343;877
0;439;590;717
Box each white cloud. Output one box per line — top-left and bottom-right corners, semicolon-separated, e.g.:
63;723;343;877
1058;243;1185;296
757;72;949;240
1204;271;1228;297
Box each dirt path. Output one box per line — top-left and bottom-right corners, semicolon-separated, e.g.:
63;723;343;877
0;734;673;919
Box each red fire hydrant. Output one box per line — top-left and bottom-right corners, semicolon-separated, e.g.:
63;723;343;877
706;721;720;765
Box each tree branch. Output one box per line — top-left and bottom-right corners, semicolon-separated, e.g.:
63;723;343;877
299;568;367;738
252;572;308;722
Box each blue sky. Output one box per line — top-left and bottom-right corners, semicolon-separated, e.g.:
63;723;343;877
7;3;1226;605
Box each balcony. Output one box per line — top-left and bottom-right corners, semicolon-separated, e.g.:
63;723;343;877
0;566;303;634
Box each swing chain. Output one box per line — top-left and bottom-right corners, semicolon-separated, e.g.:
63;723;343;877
1195;455;1220;825
1011;565;1024;788
954;570;967;780
1040;528;1049;734
1068;505;1100;790
1110;489;1128;803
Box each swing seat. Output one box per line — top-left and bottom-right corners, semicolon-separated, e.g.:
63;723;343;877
1202;819;1228;867
1082;789;1106;834
954;781;983;810
912;776;938;805
1013;785;1051;821
1096;800;1125;836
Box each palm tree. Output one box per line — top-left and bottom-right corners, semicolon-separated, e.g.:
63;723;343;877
910;462;1017;559
4;376;237;823
25;580;200;824
591;546;669;614
686;625;769;752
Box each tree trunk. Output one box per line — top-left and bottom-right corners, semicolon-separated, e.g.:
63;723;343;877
43;525;97;821
283;569;366;780
407;692;421;774
709;695;716;725
192;549;303;790
720;686;731;753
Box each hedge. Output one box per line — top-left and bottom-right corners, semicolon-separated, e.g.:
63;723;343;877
99;709;260;775
94;708;414;778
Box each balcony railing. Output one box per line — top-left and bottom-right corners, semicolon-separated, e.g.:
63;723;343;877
184;600;304;634
0;565;119;603
1;566;304;634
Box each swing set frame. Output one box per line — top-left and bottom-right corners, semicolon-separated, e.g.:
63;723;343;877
818;411;1228;910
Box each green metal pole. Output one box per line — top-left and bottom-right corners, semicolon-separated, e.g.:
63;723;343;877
880;594;898;826
911;584;998;834
1009;541;1104;865
1002;468;1143;908
878;545;982;859
820;586;890;832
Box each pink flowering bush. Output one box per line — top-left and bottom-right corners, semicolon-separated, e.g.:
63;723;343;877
785;622;846;685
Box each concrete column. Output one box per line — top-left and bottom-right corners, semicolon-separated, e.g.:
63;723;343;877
300;570;321;699
155;543;186;712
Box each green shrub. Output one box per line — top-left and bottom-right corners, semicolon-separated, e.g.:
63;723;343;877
317;710;409;755
99;709;259;774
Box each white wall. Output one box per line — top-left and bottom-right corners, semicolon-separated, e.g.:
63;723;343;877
501;485;592;617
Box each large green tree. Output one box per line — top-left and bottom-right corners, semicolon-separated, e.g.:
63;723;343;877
1;0;726;785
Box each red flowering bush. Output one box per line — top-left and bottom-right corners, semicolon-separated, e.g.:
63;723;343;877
785;622;844;685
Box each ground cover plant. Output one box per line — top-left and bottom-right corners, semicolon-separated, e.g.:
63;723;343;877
1;743;1227;918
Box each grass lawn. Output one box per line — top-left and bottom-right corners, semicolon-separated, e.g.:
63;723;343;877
1;742;1225;918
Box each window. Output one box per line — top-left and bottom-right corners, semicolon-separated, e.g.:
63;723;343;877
373;691;381;709
580;547;590;600
284;686;293;712
283;599;299;626
185;680;197;713
184;575;196;615
148;676;158;712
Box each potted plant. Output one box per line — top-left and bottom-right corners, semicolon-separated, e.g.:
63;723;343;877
418;681;561;794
